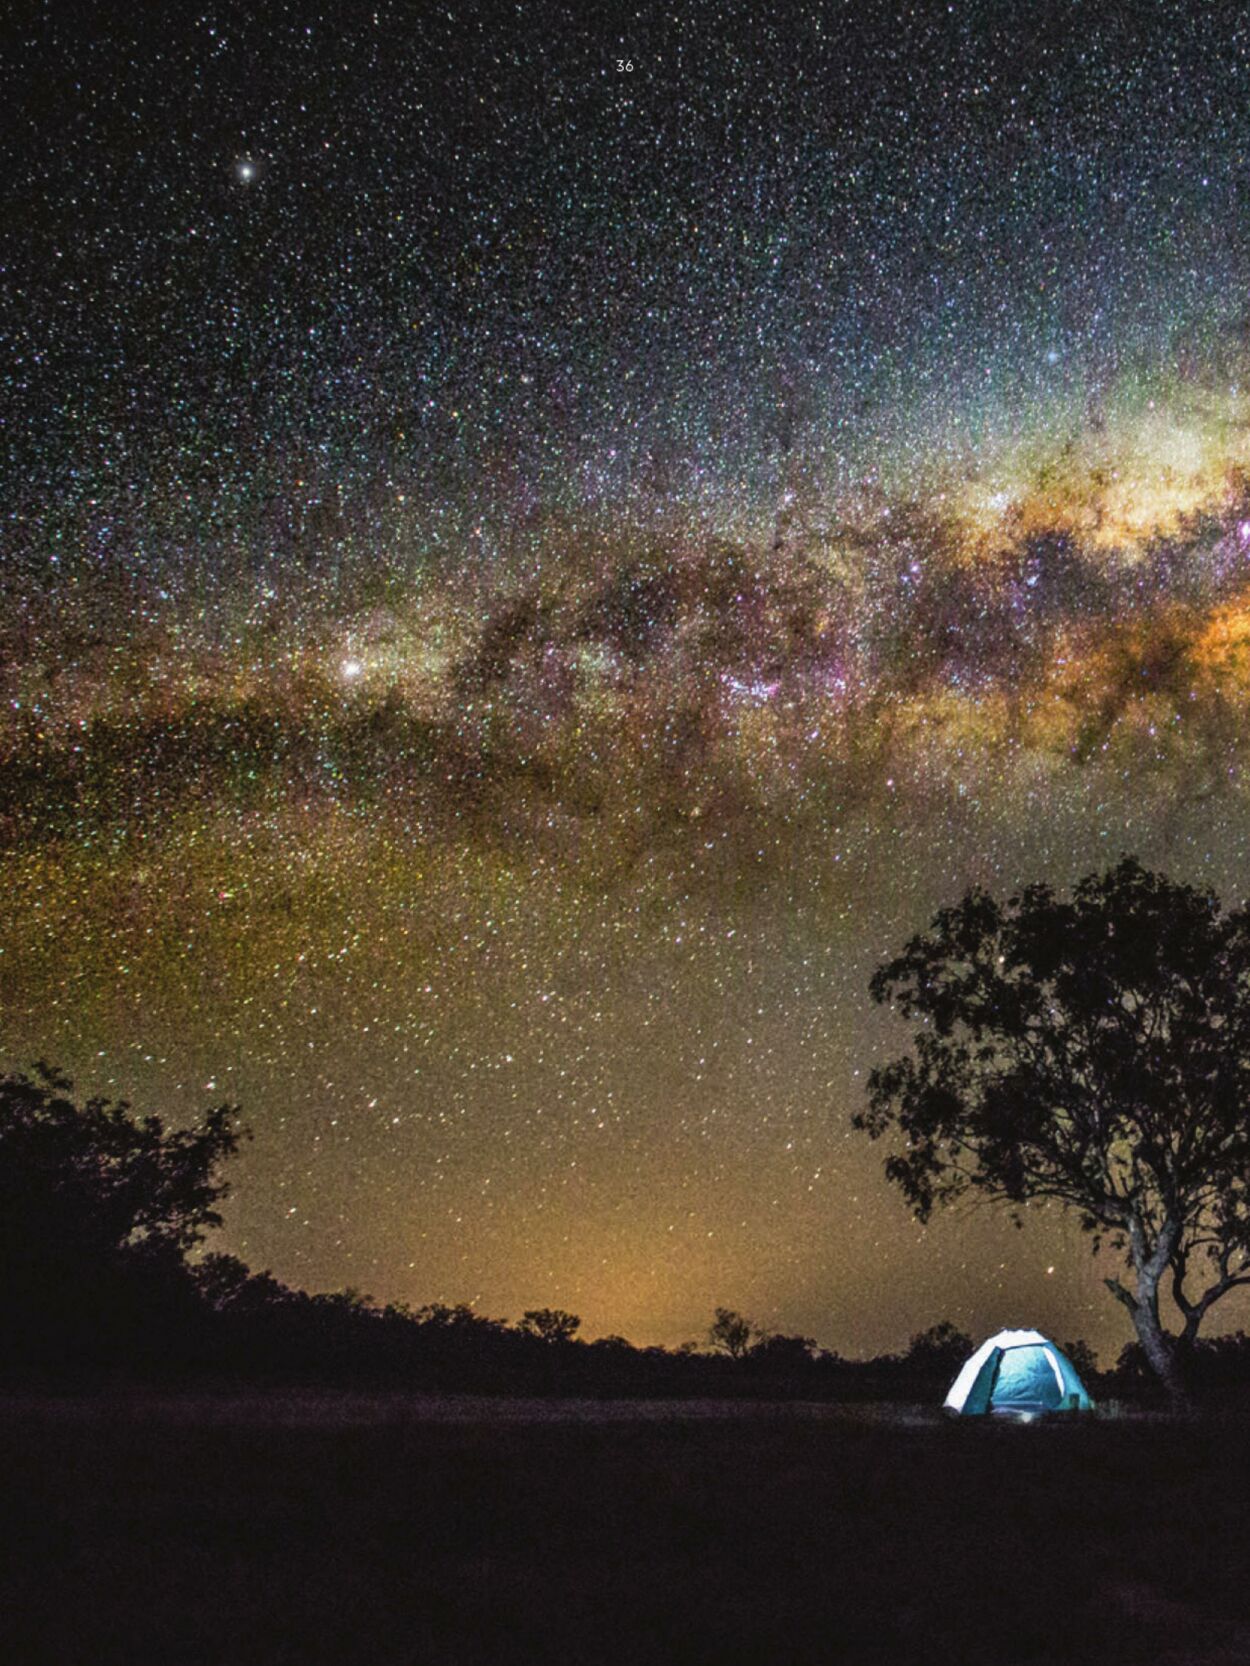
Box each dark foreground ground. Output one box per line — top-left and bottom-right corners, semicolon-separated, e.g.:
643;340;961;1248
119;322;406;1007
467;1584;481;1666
5;1393;1250;1666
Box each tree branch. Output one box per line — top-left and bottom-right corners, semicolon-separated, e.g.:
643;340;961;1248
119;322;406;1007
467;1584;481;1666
1104;1276;1138;1313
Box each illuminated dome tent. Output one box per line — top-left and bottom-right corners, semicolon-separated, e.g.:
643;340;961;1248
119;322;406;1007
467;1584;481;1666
944;1329;1094;1416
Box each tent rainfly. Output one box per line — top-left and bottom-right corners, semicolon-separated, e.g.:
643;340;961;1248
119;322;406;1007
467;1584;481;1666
944;1328;1094;1417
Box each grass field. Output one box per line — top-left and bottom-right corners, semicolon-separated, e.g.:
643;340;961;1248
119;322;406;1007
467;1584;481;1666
5;1393;1250;1665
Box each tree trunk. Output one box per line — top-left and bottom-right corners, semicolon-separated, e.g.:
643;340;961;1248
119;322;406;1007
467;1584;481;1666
1179;1306;1203;1354
1130;1279;1189;1403
1111;1216;1191;1404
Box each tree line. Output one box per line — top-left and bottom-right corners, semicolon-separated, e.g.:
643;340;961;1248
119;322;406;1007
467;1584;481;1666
0;1062;1088;1397
8;856;1250;1402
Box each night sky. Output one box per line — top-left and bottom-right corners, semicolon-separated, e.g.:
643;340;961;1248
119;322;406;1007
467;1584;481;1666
7;0;1250;1359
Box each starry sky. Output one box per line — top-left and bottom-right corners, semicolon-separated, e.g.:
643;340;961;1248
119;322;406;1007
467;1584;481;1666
8;0;1250;1360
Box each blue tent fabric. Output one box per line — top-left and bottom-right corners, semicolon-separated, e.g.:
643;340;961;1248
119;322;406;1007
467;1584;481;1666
945;1328;1094;1416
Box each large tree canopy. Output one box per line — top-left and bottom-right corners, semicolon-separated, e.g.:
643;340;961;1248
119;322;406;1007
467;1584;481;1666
856;858;1250;1395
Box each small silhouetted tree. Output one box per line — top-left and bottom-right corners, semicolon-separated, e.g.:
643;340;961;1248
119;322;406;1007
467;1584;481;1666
708;1306;756;1359
518;1307;581;1343
194;1252;290;1313
1061;1339;1099;1382
902;1321;973;1375
857;859;1250;1398
1115;1341;1152;1386
749;1332;818;1370
315;1287;376;1312
414;1301;489;1329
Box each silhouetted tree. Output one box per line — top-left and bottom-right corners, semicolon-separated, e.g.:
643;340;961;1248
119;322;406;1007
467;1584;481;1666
193;1251;251;1308
414;1301;490;1328
708;1306;756;1359
1114;1340;1152;1387
858;859;1250;1397
0;1062;243;1369
194;1251;293;1314
902;1321;973;1375
1060;1339;1100;1383
518;1307;581;1343
315;1286;376;1312
749;1332;818;1370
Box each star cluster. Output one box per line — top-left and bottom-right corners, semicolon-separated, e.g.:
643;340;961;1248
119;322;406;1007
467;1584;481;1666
6;2;1250;1356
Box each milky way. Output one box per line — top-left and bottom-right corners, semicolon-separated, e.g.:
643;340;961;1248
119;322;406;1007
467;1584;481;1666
7;2;1250;1357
